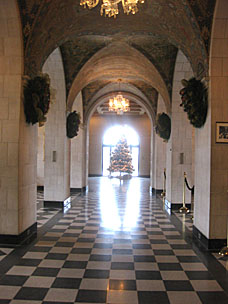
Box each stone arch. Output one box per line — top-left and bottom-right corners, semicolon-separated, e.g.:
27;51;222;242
83;83;154;188
67;43;171;113
84;83;156;126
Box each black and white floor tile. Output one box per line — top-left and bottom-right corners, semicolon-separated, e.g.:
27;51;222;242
0;248;14;262
37;208;60;228
0;177;228;303
173;211;193;232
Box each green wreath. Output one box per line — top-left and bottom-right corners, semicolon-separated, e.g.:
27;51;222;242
179;77;208;128
67;111;81;139
155;112;171;142
23;73;51;127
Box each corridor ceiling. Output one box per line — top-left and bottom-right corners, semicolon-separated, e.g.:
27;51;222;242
18;0;216;116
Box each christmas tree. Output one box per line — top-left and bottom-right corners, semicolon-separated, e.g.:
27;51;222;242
108;136;134;177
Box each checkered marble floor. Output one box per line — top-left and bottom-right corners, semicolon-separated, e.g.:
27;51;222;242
37;208;60;228
173;211;193;232
0;177;228;303
0;248;14;262
37;190;80;228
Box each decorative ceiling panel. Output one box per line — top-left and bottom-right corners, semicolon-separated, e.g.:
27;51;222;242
60;37;110;96
129;37;178;97
82;80;111;113
129;80;158;114
186;0;216;52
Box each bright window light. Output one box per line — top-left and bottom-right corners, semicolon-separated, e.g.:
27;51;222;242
102;125;139;177
103;125;139;146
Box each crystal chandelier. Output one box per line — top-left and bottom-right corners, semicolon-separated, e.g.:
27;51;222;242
80;0;144;18
109;94;130;115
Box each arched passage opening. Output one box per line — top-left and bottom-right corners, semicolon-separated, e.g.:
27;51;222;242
102;125;140;177
88;105;151;180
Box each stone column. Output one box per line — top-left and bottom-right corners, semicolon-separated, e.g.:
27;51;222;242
152;94;167;191
43;48;70;207
165;50;194;209
0;0;37;244
70;92;87;192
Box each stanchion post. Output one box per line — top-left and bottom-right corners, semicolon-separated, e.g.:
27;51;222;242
219;217;228;257
161;168;166;198
161;168;166;207
191;188;194;220
179;172;189;214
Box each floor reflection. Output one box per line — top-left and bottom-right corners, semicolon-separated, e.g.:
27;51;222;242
99;177;143;231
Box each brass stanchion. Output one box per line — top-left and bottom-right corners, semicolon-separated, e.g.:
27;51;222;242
179;172;189;214
219;217;228;257
190;189;194;220
161;168;166;197
161;168;166;207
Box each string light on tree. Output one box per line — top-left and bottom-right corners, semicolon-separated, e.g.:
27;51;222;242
108;136;134;178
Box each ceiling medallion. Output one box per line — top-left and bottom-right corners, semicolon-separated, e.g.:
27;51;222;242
80;0;145;18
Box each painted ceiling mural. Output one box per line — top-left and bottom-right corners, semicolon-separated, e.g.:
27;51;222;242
129;81;158;114
186;0;216;52
82;80;111;114
60;37;110;96
17;0;216;106
129;37;178;97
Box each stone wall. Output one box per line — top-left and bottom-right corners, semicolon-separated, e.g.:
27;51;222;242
194;0;228;239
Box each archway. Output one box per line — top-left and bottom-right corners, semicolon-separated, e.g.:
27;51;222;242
102;125;140;177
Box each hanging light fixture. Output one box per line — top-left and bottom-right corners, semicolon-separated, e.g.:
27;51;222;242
108;80;130;115
80;0;144;18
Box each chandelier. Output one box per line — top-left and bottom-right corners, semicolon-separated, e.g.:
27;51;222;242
80;0;144;18
109;94;130;115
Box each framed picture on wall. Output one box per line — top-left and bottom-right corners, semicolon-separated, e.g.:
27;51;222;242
216;122;228;143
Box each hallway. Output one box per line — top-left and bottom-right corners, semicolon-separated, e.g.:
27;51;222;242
0;177;228;304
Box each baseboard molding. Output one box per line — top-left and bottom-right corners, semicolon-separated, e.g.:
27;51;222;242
70;186;87;193
44;196;71;208
138;175;150;178
0;222;37;246
150;187;164;194
165;198;191;210
193;225;227;251
89;174;102;177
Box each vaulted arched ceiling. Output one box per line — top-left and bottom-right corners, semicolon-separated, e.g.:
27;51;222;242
17;0;216;116
66;42;170;112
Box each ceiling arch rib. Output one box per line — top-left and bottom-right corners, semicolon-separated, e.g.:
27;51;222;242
67;42;171;113
85;91;156;126
82;81;158;123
